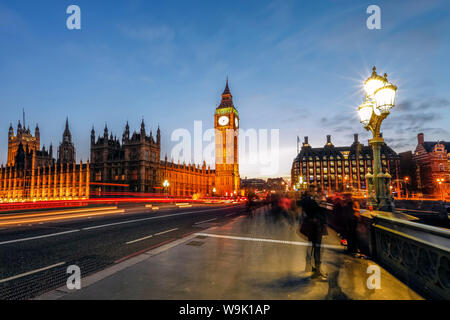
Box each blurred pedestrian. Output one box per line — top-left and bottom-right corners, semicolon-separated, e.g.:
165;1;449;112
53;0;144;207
298;187;328;280
342;193;358;255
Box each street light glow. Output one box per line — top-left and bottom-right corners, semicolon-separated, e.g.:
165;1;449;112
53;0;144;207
374;83;397;114
358;66;398;211
363;67;386;97
358;101;373;125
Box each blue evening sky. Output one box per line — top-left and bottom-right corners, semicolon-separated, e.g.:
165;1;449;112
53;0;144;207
1;0;449;178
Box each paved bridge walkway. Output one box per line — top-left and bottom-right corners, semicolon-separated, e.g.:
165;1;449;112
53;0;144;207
41;206;422;300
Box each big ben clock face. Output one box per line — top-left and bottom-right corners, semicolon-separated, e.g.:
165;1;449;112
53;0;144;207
218;115;229;126
235;117;239;127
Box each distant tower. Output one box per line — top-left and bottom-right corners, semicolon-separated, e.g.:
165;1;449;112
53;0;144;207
91;126;96;144
7;115;40;166
35;123;40;145
58;117;76;163
123;121;130;142
8;123;14;140
140;118;146;140
104;124;108;139
156;125;161;144
214;78;240;196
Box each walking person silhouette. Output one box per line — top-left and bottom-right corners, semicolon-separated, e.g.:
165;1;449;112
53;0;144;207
298;186;328;280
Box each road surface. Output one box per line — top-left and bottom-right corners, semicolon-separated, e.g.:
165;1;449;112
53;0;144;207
0;202;246;299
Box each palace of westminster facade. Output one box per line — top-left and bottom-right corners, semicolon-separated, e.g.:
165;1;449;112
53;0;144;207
0;82;240;202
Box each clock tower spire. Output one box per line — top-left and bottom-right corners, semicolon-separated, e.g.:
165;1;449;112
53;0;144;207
214;78;240;196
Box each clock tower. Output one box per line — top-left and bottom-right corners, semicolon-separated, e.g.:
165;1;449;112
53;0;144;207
214;79;240;196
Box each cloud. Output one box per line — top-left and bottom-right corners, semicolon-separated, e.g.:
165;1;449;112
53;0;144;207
417;98;450;110
118;24;175;42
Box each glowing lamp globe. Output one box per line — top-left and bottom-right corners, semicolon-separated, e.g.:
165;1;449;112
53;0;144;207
374;83;397;114
358;101;373;125
364;67;386;97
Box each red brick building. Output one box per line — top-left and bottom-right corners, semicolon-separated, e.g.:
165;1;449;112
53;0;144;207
413;133;449;197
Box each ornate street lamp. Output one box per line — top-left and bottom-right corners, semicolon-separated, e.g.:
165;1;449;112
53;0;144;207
358;67;397;211
163;179;170;198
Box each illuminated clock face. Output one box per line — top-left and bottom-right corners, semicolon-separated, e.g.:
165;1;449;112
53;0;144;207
235;117;239;127
218;115;229;126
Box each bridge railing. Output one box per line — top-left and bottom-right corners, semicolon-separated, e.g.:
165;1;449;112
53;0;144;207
371;214;450;300
321;200;449;299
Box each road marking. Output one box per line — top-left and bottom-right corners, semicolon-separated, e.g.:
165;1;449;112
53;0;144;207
194;233;344;250
154;228;178;236
0;262;66;284
0;207;239;246
126;234;153;245
0;206;118;220
0;229;80;246
195;218;217;225
115;239;176;264
0;209;124;226
82;207;229;231
126;228;178;244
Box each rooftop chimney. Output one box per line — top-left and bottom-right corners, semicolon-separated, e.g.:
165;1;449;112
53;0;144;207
418;133;424;145
354;133;359;143
326;135;331;144
304;136;309;145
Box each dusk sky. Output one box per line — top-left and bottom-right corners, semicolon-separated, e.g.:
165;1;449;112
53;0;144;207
1;0;449;178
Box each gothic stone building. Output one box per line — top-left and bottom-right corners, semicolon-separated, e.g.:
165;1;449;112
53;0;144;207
90;121;164;195
90;81;240;197
1;118;89;203
291;134;400;194
413;133;449;196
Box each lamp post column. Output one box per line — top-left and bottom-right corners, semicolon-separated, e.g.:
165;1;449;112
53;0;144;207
370;137;383;204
